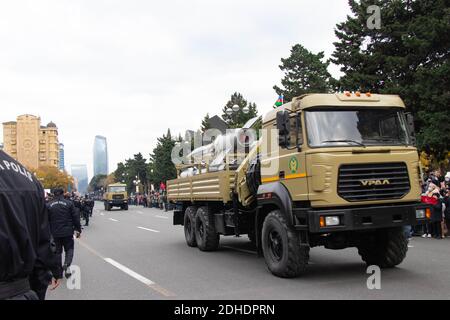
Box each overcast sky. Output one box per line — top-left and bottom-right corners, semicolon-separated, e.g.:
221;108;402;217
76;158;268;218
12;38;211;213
0;0;351;180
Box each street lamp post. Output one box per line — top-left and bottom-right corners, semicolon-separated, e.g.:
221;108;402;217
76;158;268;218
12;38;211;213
226;104;250;127
133;176;141;194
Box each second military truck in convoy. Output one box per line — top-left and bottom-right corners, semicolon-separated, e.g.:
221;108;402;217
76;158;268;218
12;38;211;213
103;183;129;211
168;93;431;278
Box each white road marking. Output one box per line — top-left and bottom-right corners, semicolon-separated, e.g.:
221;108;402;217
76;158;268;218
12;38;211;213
77;240;176;297
104;258;155;286
109;218;119;222
408;245;414;248
137;226;160;233
136;211;144;214
222;246;257;255
100;213;105;216
155;215;169;219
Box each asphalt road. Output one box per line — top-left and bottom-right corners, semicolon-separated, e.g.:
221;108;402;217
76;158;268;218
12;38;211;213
47;202;450;300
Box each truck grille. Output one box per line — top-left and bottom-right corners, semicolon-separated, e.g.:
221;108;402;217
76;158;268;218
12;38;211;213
112;194;124;200
338;163;410;202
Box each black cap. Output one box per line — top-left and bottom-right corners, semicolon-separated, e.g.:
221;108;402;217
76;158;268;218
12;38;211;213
53;188;64;196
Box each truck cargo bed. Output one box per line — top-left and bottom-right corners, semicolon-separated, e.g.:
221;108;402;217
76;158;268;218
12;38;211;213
167;171;235;203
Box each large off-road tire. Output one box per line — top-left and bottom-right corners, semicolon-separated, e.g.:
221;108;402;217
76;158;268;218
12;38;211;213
195;206;219;251
262;210;310;278
122;204;129;211
105;202;111;211
357;227;408;268
184;206;198;247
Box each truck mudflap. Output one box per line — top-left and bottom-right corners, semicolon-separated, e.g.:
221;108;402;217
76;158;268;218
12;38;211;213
294;202;431;233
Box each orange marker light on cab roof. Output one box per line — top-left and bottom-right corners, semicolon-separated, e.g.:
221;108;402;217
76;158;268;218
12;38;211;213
355;91;361;97
345;91;351;97
366;92;372;97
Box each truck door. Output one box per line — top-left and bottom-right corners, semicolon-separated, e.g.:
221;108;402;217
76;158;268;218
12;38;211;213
260;111;308;201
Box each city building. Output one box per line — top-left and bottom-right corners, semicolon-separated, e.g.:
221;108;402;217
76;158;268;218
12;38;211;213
2;115;60;169
93;135;108;176
71;164;89;195
59;143;65;171
208;115;229;134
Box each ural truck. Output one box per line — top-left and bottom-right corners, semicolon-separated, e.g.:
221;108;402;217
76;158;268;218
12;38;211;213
103;183;129;211
168;93;431;278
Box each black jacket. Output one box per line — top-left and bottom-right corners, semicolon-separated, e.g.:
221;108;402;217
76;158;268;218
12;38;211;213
443;197;450;219
432;199;443;222
0;150;62;285
48;196;81;238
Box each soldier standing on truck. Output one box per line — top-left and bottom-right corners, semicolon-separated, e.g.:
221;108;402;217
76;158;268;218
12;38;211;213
0;150;62;300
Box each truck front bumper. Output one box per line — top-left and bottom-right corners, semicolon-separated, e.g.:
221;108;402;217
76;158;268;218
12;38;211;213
107;200;128;206
295;202;431;233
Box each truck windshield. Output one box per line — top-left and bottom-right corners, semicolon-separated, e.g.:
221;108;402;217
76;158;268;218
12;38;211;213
109;186;126;193
305;108;411;147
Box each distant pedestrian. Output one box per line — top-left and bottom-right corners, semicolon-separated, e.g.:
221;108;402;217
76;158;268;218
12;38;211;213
430;191;443;239
48;188;82;279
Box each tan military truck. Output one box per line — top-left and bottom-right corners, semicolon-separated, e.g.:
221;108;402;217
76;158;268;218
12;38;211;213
168;93;431;278
103;183;129;211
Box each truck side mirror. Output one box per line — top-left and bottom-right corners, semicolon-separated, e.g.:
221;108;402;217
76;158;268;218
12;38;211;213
276;110;291;148
405;112;416;146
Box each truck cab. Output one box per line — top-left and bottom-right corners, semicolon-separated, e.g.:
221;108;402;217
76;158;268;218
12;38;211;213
103;183;129;211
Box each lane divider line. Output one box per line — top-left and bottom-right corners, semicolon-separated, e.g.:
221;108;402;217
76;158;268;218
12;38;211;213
104;258;155;285
155;215;169;219
137;226;160;233
109;218;119;222
77;239;176;297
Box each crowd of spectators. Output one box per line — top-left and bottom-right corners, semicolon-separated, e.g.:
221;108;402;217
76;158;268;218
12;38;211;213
414;170;450;239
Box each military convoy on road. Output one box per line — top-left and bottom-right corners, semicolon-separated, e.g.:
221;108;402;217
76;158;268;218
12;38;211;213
168;93;431;278
103;183;129;211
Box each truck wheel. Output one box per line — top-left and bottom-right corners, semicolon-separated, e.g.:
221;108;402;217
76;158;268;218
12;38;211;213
262;210;309;278
184;206;198;247
123;204;129;211
195;206;219;251
357;227;408;268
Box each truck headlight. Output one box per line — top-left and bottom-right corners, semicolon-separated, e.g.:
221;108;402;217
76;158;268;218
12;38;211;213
325;216;341;226
416;209;426;219
320;216;341;227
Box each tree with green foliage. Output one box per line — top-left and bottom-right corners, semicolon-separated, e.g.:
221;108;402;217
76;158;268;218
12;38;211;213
112;154;149;194
332;0;450;160
149;129;177;186
127;153;148;193
201;113;211;132
274;44;335;102
88;174;107;192
221;92;258;128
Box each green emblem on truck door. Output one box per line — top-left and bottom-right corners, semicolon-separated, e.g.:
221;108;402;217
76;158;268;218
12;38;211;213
289;156;299;174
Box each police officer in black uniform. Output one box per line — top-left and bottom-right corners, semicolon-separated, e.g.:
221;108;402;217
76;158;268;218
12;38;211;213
48;188;82;279
81;195;92;226
0;150;62;300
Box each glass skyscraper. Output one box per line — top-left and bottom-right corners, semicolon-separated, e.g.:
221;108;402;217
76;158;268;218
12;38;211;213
71;164;89;195
59;143;65;171
93;135;109;176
